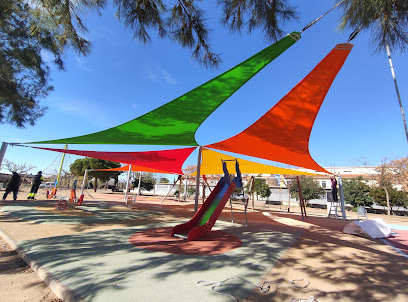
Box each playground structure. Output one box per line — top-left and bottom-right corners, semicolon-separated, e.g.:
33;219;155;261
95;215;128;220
1;9;355;221
172;160;242;241
4;6;408;301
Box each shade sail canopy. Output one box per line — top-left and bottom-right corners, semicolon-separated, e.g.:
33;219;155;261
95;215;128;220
92;165;176;174
207;44;353;173
29;33;300;146
32;146;196;175
193;148;317;175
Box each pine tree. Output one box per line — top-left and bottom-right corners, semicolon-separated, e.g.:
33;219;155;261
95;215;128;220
0;1;64;127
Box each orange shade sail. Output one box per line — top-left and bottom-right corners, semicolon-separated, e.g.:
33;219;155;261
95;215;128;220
207;44;353;173
92;165;176;174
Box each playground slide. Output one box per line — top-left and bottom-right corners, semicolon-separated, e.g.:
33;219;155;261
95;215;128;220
171;161;242;241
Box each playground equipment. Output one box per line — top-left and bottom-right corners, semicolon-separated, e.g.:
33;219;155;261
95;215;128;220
327;175;347;220
171;160;242;241
160;175;183;203
47;187;57;199
55;197;68;210
69;179;78;202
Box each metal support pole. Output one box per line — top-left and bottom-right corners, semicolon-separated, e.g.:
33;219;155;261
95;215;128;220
137;173;142;195
194;146;202;213
56;144;67;188
229;198;234;223
124;164;132;204
202;181;205;203
287;182;291;212
135;172;142;202
184;176;187;201
161;182;176;203
0;142;8;169
178;177;181;202
296;176;306;220
338;176;347;220
80;169;88;196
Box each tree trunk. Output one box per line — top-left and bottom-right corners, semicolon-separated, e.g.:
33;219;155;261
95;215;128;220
386;44;408;144
383;186;391;223
94;177;98;192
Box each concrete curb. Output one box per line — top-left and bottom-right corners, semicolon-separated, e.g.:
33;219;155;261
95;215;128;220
0;229;85;302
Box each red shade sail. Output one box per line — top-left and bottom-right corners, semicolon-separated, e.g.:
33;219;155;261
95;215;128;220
92;165;177;174
207;44;353;173
32;146;196;175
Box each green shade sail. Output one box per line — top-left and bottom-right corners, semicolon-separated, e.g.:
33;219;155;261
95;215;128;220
30;32;300;146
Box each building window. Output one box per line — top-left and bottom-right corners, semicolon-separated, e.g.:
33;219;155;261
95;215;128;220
321;181;326;188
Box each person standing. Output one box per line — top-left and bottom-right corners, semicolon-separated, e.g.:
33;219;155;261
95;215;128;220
28;171;43;199
331;176;338;202
2;172;21;201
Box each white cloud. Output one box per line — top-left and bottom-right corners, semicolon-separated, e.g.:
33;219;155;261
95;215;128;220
49;97;115;128
76;56;92;72
146;70;157;81
145;66;178;84
161;69;178;84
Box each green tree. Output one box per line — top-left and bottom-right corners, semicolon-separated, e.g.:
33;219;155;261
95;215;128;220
386;157;408;191
374;160;395;219
357;157;407;221
159;177;169;183
133;172;156;192
70;158;121;191
2;0;299;127
174;185;196;198
246;177;271;199
0;0;65;127
231;186;244;200
288;176;325;204
338;0;408;53
371;185;408;210
30;0;298;68
343;176;373;207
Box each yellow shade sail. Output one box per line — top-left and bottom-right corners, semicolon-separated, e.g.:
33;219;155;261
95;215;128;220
193;148;318;175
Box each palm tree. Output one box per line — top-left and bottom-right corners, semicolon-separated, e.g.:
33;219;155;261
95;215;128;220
337;0;408;143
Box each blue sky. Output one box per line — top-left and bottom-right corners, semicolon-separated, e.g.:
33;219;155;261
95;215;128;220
1;1;407;176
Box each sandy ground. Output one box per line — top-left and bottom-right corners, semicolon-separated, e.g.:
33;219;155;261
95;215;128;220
1;188;407;302
0;236;61;302
0;187;62;302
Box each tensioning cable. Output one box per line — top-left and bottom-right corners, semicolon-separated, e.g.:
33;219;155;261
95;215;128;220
301;0;346;33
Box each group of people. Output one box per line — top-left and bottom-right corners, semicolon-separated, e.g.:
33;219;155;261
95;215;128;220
2;171;43;201
3;171;339;202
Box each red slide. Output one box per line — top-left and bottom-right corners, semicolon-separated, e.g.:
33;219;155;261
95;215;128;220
171;161;242;241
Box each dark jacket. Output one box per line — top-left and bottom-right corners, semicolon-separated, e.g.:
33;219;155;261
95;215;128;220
32;173;43;186
331;178;337;190
6;172;21;190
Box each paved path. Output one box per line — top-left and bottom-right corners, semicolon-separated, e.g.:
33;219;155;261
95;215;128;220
0;198;301;301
